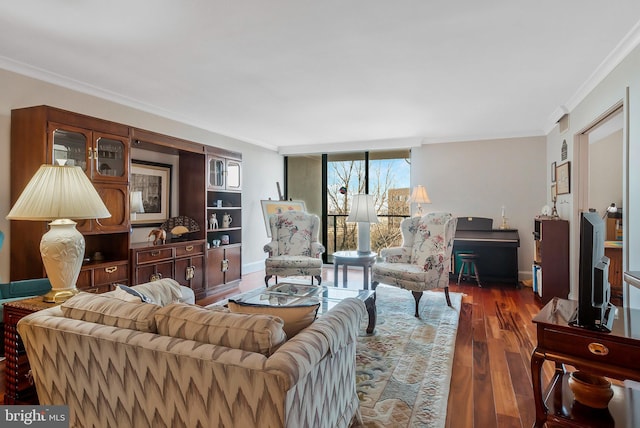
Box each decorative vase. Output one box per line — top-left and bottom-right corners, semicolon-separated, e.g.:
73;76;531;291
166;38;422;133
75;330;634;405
222;213;232;228
568;371;614;409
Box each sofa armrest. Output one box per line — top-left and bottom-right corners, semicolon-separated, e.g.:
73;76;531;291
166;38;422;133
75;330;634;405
264;298;365;389
310;242;325;257
264;241;278;255
380;246;411;263
0;278;51;299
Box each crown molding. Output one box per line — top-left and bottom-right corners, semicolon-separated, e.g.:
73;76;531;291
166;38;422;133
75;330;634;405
544;20;640;135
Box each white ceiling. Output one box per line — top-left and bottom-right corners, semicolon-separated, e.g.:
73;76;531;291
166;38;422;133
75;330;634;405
1;1;640;154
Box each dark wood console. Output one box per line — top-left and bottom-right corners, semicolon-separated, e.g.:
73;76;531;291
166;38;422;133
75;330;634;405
531;298;640;427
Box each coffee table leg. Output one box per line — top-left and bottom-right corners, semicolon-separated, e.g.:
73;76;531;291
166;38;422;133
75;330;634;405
365;293;377;334
334;262;339;287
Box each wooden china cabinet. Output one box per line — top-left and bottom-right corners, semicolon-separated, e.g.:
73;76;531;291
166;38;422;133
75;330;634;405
205;149;243;300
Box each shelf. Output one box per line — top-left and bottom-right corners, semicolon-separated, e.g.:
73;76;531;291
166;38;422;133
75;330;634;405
544;372;625;427
207;206;242;210
207;227;241;232
208;243;242;250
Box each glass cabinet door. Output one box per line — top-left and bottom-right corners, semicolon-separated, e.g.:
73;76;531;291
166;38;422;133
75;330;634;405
95;136;126;179
52;128;89;171
208;156;225;189
226;160;241;190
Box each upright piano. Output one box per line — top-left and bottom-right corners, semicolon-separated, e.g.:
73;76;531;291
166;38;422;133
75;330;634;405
452;217;520;287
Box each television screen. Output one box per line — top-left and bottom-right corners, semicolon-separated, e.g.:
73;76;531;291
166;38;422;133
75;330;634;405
571;211;613;332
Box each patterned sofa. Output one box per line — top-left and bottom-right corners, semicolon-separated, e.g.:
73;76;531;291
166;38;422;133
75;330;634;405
17;279;365;428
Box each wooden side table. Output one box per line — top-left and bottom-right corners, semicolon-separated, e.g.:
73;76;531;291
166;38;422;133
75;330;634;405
3;296;59;405
332;251;377;289
531;298;640;427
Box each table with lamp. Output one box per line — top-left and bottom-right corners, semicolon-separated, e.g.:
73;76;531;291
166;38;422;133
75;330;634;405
4;162;110;404
333;194;379;290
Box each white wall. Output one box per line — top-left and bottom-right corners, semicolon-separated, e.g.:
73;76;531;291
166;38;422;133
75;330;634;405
546;42;640;307
0;68;282;281
412;136;547;281
589;129;623;216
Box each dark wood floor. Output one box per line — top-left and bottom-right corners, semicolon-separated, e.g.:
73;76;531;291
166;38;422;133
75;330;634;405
0;269;554;427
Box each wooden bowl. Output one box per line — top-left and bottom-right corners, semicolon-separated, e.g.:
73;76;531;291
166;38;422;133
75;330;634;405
568;371;614;409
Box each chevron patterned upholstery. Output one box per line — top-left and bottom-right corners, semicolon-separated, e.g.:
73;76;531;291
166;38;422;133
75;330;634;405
17;281;365;428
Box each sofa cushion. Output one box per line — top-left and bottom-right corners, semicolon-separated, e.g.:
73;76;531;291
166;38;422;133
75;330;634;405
128;278;184;305
115;284;153;303
61;292;161;333
227;300;320;338
155;303;286;356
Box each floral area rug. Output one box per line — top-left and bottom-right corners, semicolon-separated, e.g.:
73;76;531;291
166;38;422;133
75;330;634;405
353;285;462;428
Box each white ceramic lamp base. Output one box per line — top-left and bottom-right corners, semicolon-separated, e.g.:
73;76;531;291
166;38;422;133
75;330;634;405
40;219;83;303
357;222;371;254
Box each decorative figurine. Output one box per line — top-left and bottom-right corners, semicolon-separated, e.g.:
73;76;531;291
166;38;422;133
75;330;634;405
148;228;166;245
222;213;232;228
209;213;218;229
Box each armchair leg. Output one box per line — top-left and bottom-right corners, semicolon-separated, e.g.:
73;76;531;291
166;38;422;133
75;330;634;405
411;291;423;318
444;286;452;307
314;275;322;285
264;275;273;287
371;281;378;290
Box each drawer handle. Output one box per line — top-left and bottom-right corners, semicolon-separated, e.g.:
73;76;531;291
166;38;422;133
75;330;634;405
186;245;194;252
105;266;118;274
588;342;609;356
151;251;160;256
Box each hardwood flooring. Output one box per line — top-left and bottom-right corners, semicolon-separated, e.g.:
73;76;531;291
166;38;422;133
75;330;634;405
0;269;553;427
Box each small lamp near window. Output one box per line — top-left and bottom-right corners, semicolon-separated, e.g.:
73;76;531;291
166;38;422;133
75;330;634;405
346;194;379;254
130;191;145;221
6;163;111;302
408;185;431;216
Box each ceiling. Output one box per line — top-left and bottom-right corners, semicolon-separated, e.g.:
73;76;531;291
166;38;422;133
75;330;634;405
1;1;640;154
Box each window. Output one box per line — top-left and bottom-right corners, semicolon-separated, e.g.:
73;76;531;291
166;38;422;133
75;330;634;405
287;150;410;262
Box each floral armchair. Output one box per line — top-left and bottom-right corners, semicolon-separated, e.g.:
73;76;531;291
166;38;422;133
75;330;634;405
372;212;457;317
264;211;325;286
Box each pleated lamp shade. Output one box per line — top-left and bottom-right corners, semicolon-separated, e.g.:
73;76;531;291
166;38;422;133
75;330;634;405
7;164;111;221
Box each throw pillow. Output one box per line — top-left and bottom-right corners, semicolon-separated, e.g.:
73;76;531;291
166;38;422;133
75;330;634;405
61;292;160;332
115;284;153;303
154;303;286;356
227;300;320;338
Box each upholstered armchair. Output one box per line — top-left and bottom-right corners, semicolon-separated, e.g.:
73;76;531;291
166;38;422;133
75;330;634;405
372;212;457;317
264;211;325;286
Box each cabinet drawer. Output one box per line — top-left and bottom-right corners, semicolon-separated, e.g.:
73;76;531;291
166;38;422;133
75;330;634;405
135;248;174;264
175;243;204;258
541;327;639;370
94;262;128;285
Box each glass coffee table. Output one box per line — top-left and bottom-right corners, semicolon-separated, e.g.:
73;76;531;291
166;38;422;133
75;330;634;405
220;282;377;334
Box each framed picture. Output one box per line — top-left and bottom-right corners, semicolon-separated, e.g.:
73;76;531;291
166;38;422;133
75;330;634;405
556;161;571;195
551;183;557;201
261;199;307;237
131;160;172;226
551;162;556;183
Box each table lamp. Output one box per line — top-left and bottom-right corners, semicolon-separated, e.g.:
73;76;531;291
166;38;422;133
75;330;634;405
346;194;379;254
130;191;145;221
6;163;111;302
408;185;431;216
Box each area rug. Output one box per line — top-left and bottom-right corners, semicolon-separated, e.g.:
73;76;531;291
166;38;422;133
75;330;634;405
353;285;462;428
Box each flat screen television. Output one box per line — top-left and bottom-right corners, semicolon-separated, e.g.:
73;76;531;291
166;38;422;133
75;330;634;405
569;211;614;332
